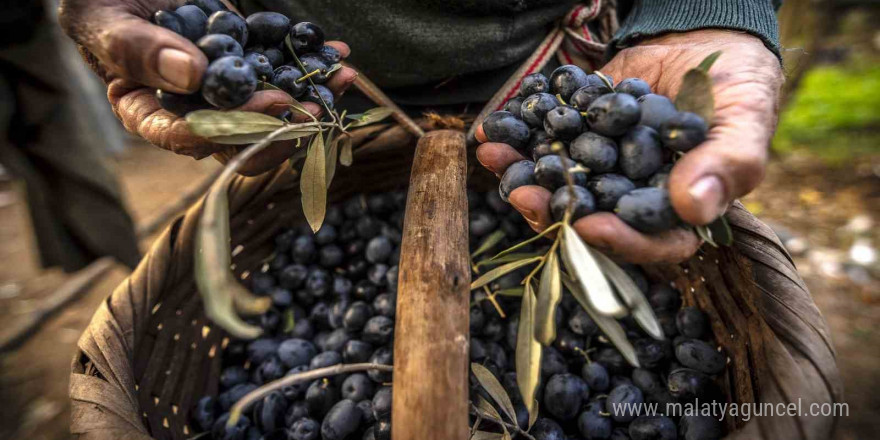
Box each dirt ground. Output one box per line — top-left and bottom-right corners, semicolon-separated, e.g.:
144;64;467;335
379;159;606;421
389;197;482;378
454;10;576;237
0;143;877;440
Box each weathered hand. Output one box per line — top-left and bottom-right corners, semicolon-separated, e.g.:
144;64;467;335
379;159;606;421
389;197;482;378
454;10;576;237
476;30;783;263
59;0;358;175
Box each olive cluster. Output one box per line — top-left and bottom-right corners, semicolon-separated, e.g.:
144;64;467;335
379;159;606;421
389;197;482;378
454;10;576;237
153;0;338;116
485;65;709;233
191;190;725;440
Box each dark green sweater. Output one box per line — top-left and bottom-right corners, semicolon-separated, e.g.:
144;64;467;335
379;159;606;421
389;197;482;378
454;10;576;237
238;0;780;109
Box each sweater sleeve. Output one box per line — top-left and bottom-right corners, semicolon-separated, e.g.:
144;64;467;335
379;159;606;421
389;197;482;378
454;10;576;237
610;0;781;58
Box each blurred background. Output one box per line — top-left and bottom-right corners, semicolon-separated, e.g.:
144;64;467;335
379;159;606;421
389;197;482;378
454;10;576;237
0;0;877;439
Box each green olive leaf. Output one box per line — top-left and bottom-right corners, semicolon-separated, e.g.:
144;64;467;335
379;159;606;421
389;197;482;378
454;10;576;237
283;309;296;334
186;110;285;138
471;363;517;424
707;215;733;246
493;287;525;297
528;399;539;429
346;107;394;127
259;81;282;91
559;224;626;317
695;225;718;248
475;252;543;268
208;127;320;145
325;134;339;190
339;134;353;166
676;68;715;124
590;250;663;340
698;51;723;72
561;273;640;367
470;256;542;290
534;250;561;346
472;230;506;258
489;222;561;261
301;133;327;232
516;281;542;422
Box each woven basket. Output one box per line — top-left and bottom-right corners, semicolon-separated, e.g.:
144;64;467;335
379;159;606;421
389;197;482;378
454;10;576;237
69;123;842;440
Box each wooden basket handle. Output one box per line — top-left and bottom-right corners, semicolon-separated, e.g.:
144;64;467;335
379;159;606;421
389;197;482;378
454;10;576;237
392;130;471;440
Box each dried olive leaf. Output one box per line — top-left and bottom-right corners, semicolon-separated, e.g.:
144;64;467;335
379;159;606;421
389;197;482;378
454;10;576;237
471;363;517;424
209;127;320;145
186;110;284;138
560;224;626;317
516;282;542;422
475;395;502;420
707;215;733;246
471;431;505;440
301;133;327;232
489;222;561;261
695;225;717;248
472;230;506;258
561;274;640;367
475;252;543;268
590;250;663;340
675;68;714;124
339;134;353;166
325;134;339;190
346;107;394;127
594;70;615;90
698;51;723;72
534;250;561;346
470;256;542;290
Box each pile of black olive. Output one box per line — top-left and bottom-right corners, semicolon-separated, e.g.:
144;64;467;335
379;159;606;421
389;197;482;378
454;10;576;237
190;189;726;440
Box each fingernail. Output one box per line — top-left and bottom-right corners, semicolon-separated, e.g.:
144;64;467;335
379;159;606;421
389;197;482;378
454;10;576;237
688;175;726;221
158;48;196;90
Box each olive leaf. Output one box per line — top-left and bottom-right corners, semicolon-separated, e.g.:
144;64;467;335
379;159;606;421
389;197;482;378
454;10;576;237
475;395;503;420
472;230;507;258
489;223;560;261
675;52;722;124
528;399;539;430
326;63;343;76
288;100;315;119
346;107;394;127
561;274;640;367
301;133;327;232
283;309;296;334
186;110;285;138
698;51;723;72
494;287;525;297
470;256;542;290
534;249;561;346
208;127;320;145
259;81;282;91
475;252;543;268
471;431;506;440
594;70;615;90
707;215;733;246
559;224;626;317
471;363;518;424
516;281;542;422
325;134;340;190
590;250;663;340
695;225;717;248
339;134;353;166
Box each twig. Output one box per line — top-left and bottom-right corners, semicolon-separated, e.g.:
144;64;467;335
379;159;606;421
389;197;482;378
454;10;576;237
468;402;535;440
228;363;393;426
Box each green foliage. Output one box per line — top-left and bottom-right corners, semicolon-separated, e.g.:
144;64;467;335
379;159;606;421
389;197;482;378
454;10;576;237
774;61;880;161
